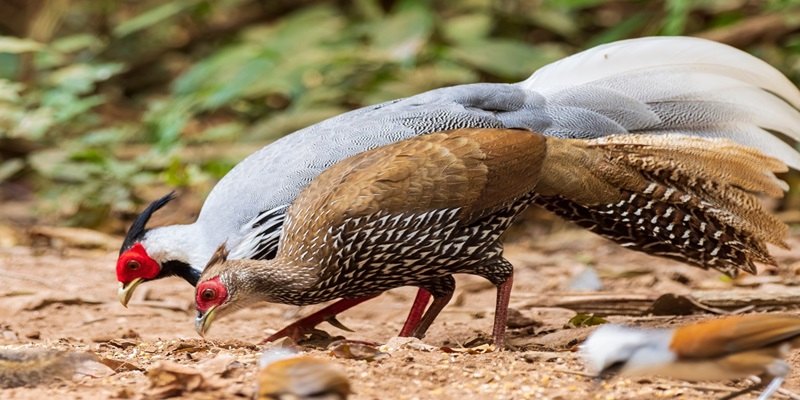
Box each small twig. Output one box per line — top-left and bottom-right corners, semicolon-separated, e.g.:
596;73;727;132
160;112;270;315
684;296;732;315
730;305;756;315
551;368;596;378
672;382;738;393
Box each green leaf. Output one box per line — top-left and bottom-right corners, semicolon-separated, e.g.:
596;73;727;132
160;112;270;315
442;14;492;43
50;34;105;53
197;122;243;142
0;79;23;102
173;45;264;96
11;108;54;140
542;0;606;10
567;313;608;328
587;13;649;47
201;57;274;110
449;39;564;79
526;9;580;38
0;159;24;182
113;0;201;37
48;63;124;94
144;98;195;152
0;37;43;54
662;0;692;36
370;5;434;62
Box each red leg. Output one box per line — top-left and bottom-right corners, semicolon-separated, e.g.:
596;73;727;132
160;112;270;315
411;290;452;339
263;295;379;343
492;271;514;349
398;288;432;337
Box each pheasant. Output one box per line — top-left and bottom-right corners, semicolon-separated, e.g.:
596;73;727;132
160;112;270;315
582;314;800;400
118;36;800;340
193;128;788;347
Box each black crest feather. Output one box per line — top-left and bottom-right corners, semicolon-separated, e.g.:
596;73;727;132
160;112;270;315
119;191;177;254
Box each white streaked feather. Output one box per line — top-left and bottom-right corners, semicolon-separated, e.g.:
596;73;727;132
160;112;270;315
226;204;288;261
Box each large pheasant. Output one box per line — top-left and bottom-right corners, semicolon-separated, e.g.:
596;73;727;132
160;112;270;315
194;128;788;347
118;37;800;340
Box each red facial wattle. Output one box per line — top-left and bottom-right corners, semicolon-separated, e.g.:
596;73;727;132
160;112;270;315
196;276;228;312
116;243;161;283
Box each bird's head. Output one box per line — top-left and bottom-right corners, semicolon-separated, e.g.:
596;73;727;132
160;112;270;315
116;192;177;307
581;324;675;379
194;244;242;337
193;244;295;337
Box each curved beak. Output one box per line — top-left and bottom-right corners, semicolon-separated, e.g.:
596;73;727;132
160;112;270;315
118;278;143;307
195;306;217;337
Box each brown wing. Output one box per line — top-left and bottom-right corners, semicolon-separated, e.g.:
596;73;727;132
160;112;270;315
670;314;800;359
280;128;547;251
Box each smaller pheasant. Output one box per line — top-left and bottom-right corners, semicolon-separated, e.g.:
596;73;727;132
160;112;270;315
582;314;800;400
194;128;788;347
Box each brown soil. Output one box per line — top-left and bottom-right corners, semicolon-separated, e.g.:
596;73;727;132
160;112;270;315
2;227;800;399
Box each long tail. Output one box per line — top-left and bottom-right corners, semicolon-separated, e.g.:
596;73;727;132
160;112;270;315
517;36;800;169
536;133;789;276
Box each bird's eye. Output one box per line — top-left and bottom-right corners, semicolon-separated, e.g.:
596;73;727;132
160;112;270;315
201;288;216;301
126;260;141;271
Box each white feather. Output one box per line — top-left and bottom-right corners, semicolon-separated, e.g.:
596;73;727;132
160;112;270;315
520;36;800;107
518;36;800;169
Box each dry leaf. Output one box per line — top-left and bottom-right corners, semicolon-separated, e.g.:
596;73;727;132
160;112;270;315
198;352;242;378
98;357;143;372
146;360;218;399
380;337;437;353
440;344;496;354
328;340;387;361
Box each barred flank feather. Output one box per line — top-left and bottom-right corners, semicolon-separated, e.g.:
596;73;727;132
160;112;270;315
536;133;789;276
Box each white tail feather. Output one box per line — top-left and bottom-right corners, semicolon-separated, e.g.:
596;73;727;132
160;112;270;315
520;36;800;107
517;36;800;169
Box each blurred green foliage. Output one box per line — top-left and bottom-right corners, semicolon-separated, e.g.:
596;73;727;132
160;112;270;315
0;0;799;229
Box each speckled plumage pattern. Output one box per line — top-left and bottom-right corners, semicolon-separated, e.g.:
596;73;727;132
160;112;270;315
233;129;548;305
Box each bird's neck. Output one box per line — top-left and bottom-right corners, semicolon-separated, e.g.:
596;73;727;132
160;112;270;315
142;224;213;274
239;257;321;305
